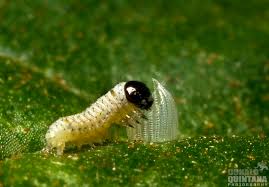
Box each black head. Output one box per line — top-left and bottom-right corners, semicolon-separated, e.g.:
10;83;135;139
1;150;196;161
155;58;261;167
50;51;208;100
124;81;153;110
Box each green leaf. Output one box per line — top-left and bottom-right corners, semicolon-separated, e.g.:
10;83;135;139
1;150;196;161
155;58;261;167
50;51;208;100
0;0;269;186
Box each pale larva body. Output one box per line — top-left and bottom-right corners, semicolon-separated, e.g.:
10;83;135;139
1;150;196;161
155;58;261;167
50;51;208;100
46;81;153;155
127;79;179;142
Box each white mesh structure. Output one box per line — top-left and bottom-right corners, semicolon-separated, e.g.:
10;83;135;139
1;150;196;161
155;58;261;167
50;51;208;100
127;79;179;142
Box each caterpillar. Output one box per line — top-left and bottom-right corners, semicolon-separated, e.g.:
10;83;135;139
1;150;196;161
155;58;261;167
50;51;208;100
45;81;153;155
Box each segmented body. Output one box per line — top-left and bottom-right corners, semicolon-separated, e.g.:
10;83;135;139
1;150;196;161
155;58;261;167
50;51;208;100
46;82;139;155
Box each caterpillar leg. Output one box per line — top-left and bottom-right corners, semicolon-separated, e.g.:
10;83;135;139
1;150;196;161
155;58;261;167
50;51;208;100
121;109;147;129
56;143;65;155
42;143;65;155
125;110;150;141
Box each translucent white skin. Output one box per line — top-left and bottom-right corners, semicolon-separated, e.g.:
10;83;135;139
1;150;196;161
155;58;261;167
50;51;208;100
127;79;179;142
45;82;139;155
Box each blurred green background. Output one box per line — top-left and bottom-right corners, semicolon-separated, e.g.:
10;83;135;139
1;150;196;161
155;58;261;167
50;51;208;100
0;0;268;186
